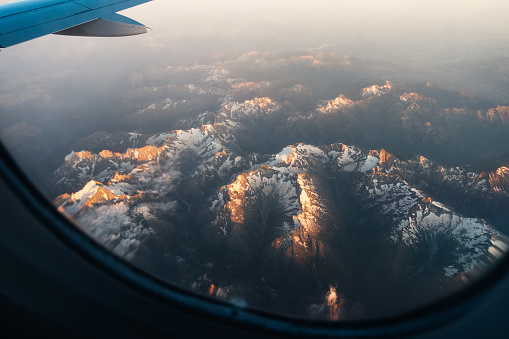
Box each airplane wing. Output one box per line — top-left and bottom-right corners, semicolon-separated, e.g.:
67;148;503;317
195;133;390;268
0;0;152;48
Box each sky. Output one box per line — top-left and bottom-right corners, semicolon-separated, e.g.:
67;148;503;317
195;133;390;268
124;0;509;50
2;0;509;60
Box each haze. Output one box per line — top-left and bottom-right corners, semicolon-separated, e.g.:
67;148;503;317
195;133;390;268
2;0;509;62
1;0;509;185
1;0;508;91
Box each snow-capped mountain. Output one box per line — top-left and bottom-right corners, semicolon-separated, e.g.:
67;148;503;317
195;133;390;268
317;94;355;114
362;80;393;98
53;129;508;318
47;55;509;319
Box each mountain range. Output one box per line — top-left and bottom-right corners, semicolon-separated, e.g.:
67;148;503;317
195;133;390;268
48;54;509;319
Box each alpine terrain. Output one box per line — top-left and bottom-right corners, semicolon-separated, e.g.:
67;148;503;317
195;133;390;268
48;51;509;319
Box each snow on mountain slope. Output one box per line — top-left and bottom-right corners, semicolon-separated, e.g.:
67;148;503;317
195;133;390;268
54;127;231;257
213;166;302;237
276;144;329;173
221;97;281;120
392;202;498;278
54;116;508;287
362;80;393;98
317;94;355;114
400;92;434;104
53;145;165;194
333;144;379;172
206;141;502;279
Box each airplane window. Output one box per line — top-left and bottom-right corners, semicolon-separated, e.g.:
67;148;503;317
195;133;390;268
2;0;509;330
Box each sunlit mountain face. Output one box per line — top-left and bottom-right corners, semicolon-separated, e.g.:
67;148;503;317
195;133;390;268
2;0;509;320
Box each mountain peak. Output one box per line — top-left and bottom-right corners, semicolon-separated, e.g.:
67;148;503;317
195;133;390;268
74;151;96;161
318;94;354;113
376;148;397;171
222;97;281;119
400;92;433;104
478;105;509;125
489;167;509;191
361;81;393;98
109;172;133;185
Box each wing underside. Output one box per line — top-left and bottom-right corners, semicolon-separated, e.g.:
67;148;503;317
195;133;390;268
0;0;151;48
